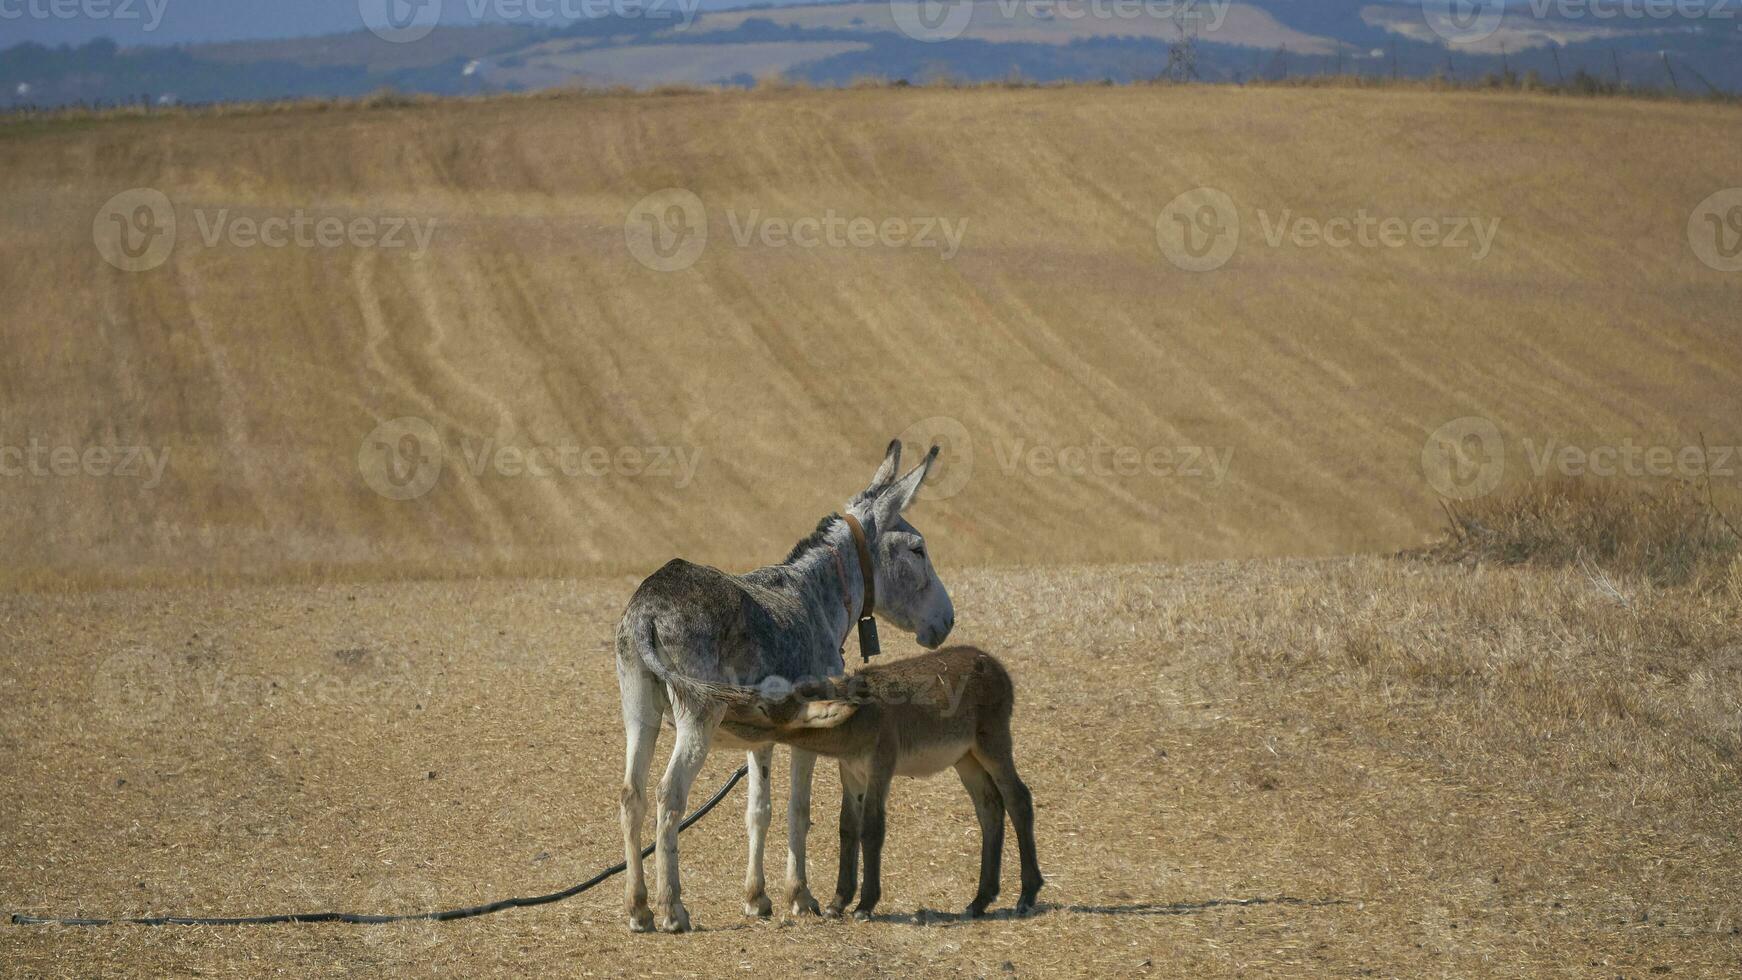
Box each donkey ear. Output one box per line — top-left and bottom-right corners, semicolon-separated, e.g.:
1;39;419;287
866;439;901;494
876;444;939;520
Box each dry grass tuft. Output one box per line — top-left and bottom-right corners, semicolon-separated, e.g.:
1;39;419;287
1422;478;1742;589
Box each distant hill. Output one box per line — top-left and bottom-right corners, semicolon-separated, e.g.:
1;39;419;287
2;85;1740;586
4;0;1739;108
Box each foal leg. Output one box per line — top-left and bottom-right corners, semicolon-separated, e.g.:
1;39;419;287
975;735;1044;915
853;753;896;921
617;662;664;933
653;699;720;933
783;748;822;916
742;745;775;918
955;755;1005;918
825;758;869;918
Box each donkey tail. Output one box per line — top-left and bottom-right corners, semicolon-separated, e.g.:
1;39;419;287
723;697;862;732
627;617;764;708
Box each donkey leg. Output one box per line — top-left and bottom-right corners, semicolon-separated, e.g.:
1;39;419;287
976;739;1044;915
618;663;664;933
742;745;775;918
825;759;868;918
955;755;1005;918
783;748;822;916
654;699;720;933
852;755;896;921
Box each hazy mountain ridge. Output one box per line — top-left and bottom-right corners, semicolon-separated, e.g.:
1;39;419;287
4;0;1739;107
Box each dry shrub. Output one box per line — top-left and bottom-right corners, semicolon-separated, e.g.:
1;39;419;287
1424;477;1741;588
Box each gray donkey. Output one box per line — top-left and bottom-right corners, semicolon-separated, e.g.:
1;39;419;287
615;440;955;933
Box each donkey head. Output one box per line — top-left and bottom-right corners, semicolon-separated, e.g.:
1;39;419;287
848;440;955;649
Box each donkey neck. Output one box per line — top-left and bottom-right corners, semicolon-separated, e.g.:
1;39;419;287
776;513;873;659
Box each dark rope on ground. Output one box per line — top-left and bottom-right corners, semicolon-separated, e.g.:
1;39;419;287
10;764;748;927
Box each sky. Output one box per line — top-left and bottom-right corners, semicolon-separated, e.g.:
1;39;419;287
0;0;794;47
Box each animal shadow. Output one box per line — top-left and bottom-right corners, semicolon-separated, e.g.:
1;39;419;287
894;895;1346;927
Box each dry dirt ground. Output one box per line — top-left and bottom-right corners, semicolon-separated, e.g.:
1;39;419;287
4;560;1739;977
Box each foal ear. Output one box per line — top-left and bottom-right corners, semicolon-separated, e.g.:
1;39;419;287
866;439;902;494
877;444;939;520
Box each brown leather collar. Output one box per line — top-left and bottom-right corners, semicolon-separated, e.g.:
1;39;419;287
842;513;875;621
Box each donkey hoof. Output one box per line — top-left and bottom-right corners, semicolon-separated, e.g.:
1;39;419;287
1015;898;1039;917
851;907;875;923
657;904;691;933
963;903;989;919
628;908;655;933
787;888;821;917
822;903;845;919
744;894;773;919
